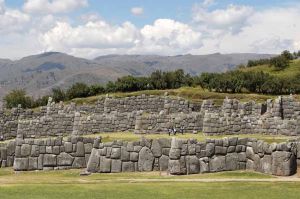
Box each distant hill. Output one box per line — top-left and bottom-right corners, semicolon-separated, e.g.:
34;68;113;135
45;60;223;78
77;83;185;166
0;52;274;101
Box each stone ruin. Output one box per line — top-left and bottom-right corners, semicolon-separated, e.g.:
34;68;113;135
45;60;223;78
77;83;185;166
0;136;298;176
0;94;300;140
0;93;300;176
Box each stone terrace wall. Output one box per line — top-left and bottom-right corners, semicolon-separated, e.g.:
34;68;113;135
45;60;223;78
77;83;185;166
87;137;298;176
13;136;99;171
2;94;300;140
203;96;300;136
0;141;15;168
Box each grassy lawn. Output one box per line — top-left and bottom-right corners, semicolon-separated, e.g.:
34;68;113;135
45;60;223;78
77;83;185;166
83;132;293;144
0;168;299;199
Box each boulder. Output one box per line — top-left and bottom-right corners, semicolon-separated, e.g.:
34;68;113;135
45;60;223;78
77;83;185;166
271;151;296;176
159;155;169;171
72;157;86;168
138;147;154;171
43;154;57;166
151;139;162;157
111;159;122;173
20;144;31;157
99;156;111;173
209;156;225;172
57;152;74;166
187;156;200;174
87;149;100;173
225;153;238;171
13;158;29;171
122;162;135;172
111;148;121;159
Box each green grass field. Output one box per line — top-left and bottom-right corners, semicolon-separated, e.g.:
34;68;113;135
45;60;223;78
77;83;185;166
0;168;299;199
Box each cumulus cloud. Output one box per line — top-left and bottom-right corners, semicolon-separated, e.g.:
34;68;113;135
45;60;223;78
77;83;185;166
23;0;88;14
137;19;202;54
192;6;300;54
0;1;30;33
193;4;253;34
41;20;140;52
131;7;143;16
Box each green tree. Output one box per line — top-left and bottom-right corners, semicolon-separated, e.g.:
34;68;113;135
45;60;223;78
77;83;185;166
66;83;90;99
269;55;289;70
51;87;66;102
3;89;33;109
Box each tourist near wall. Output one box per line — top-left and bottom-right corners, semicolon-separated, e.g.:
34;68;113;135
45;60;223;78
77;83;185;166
0;94;300;140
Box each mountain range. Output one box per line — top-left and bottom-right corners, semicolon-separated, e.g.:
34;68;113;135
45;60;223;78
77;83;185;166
0;52;274;101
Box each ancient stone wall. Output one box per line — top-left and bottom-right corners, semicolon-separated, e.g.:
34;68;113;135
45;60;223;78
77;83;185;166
13;136;98;171
0;141;15;168
87;137;298;176
1;94;300;140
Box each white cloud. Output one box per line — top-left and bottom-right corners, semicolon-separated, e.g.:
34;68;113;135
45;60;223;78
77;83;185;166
23;0;88;14
202;0;215;7
131;7;144;16
137;19;202;54
193;4;253;34
41;20;140;52
192;6;300;54
0;1;30;33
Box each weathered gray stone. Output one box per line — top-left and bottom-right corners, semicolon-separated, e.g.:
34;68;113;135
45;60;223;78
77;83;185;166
21;144;31;157
209;156;226;172
271;151;296;176
187;156;200;174
75;142;85;157
111;148;121;159
72;157;86;168
87;148;100;172
99;156;111;173
168;156;186;175
225;153;238;171
130;152;139;162
14;158;29;171
111;159;122;173
122;162;135;172
64;142;73;153
169;148;181;160
138;147;154;171
159;155;169;171
121;146;130;161
57;152;74;166
43;154;57;166
151;139;162;157
28;157;38;170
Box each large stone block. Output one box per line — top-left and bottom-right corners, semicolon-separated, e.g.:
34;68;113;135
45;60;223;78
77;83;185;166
43;154;57;166
21;144;31;157
209;156;226;172
72;157;87;168
121;146;130;161
159;155;169;171
151;139;162;157
57;152;74;166
225;153;238;171
64;142;73;153
111;148;121;159
138;147;154;172
261;155;272;174
169;148;181;160
271;151;296;176
76;142;85;157
13;158;29;171
87;149;100;173
28;157;38;170
168;156;186;175
122;162;135;172
111;159;122;173
187;156;200;174
99;156;111;173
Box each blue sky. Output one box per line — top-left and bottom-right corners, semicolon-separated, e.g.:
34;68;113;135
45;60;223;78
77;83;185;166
0;0;300;59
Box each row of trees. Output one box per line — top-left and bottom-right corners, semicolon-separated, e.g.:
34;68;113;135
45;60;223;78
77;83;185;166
245;50;299;69
4;70;193;108
196;71;300;94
